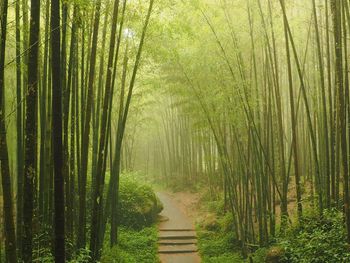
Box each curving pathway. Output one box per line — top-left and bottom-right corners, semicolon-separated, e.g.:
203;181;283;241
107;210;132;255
157;192;201;263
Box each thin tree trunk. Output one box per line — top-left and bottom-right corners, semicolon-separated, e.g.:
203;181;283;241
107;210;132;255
22;0;40;260
90;0;120;259
109;0;155;245
281;0;302;220
331;0;350;242
15;0;24;257
77;0;102;248
51;0;65;260
0;1;18;261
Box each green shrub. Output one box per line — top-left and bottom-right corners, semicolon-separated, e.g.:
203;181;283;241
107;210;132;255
118;176;163;228
32;246;92;263
197;212;244;263
101;226;159;263
251;247;268;263
278;209;350;263
201;215;220;232
219;213;235;233
68;249;92;263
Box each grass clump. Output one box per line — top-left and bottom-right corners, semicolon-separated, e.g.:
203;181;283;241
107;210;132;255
248;209;350;262
101;226;159;263
197;213;244;263
197;197;350;263
276;209;350;263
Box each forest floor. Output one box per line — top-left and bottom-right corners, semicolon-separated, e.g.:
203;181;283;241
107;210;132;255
157;192;202;263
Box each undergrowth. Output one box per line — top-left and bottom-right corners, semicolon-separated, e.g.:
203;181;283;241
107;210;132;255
100;175;161;262
197;213;244;263
196;188;350;263
276;209;350;263
101;226;159;263
10;174;162;263
118;175;163;228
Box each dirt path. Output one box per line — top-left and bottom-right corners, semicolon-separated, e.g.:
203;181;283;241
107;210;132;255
157;192;201;263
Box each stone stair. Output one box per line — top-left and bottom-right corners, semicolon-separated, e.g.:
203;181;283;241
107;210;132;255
158;229;198;254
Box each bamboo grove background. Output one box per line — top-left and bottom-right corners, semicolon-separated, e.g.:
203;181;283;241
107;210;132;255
1;0;155;261
134;0;350;256
2;0;350;262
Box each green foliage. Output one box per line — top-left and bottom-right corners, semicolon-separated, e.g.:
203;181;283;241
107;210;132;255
250;247;269;263
101;226;159;263
198;207;350;263
27;174;162;262
118;175;163;228
277;209;350;263
33;226;54;262
202;254;244;263
68;249;92;263
211;200;226;216
197;212;244;263
198;230;241;259
32;245;92;263
247;209;350;262
33;248;53;263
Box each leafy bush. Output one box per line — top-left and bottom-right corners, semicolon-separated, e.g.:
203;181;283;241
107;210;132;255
68;249;92;263
250;247;268;263
198;229;244;263
197;212;244;263
198;230;235;257
101;226;159;263
32;246;92;263
118;176;163;228
33;226;54;263
198;208;350;263
278;209;350;263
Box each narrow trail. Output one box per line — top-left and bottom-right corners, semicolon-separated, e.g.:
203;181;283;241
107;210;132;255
157;192;201;263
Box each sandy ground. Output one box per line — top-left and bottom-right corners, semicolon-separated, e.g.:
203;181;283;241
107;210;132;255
165;191;202;224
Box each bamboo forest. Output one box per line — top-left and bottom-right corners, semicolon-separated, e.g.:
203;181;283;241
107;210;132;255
3;0;350;262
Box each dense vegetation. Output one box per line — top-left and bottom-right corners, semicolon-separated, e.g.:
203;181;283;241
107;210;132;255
1;0;157;261
101;226;159;263
194;191;350;262
117;174;163;228
99;176;161;263
2;0;350;262
142;0;350;260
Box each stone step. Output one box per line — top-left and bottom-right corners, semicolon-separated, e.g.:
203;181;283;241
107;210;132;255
158;244;198;254
159;228;195;232
158;239;197;245
159;230;197;240
158;215;169;222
